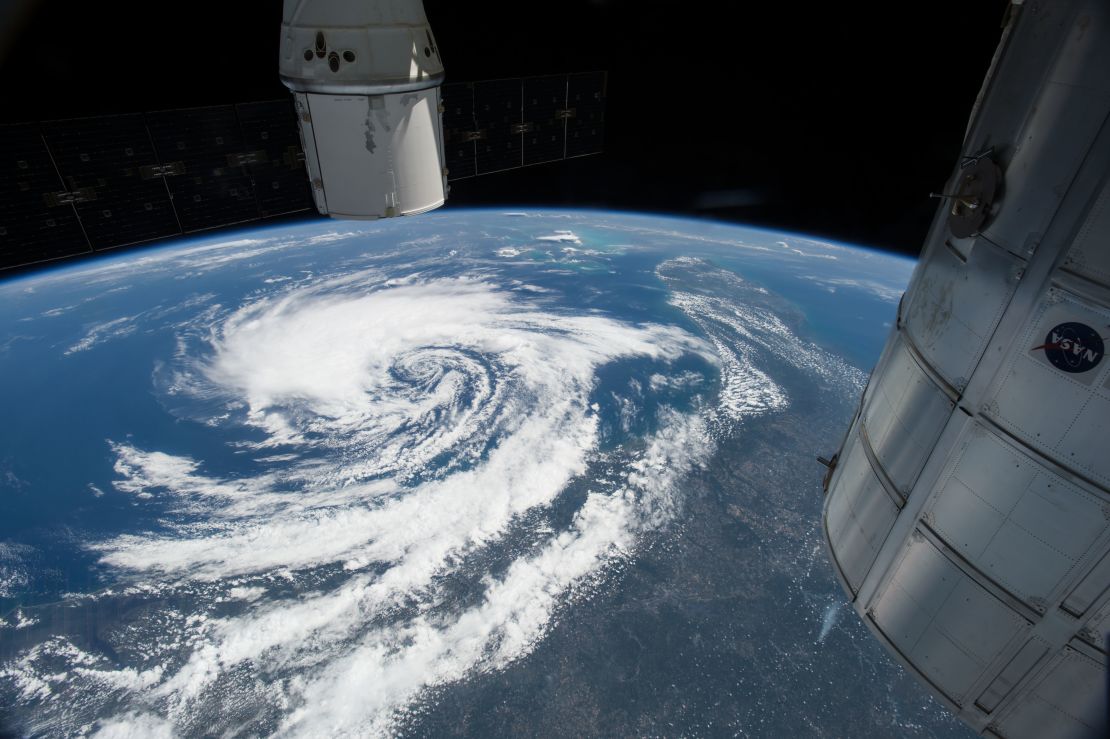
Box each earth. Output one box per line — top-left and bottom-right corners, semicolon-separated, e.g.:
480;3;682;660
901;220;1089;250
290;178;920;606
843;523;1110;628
0;209;968;737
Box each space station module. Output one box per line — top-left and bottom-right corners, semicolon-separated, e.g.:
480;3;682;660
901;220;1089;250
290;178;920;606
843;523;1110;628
822;1;1110;736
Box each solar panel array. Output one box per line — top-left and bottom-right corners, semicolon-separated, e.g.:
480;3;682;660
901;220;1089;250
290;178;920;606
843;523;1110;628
1;72;606;272
442;71;607;181
0;101;313;272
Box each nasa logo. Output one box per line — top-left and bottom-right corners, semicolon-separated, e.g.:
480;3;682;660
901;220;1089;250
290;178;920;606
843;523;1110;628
1033;322;1105;374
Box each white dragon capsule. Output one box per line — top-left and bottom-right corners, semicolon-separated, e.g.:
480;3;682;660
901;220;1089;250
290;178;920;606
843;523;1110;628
278;0;447;219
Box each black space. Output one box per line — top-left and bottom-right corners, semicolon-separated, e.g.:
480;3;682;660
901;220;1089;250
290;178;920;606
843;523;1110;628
0;0;1007;256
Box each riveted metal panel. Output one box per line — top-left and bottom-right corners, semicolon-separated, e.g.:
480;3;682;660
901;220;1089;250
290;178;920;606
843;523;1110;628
1063;550;1110;620
928;425;1110;607
824;436;899;594
1062;178;1110;289
980;4;1110;260
958;0;1076;160
993;648;1108;739
939;232;977;263
1083;601;1110;650
975;638;1050;713
872;535;1028;705
293;93;328;215
860;337;955;496
902;238;1022;391
988;288;1110;489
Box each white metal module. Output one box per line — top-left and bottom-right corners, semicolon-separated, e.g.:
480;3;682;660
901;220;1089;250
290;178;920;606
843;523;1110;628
822;1;1110;736
278;0;447;219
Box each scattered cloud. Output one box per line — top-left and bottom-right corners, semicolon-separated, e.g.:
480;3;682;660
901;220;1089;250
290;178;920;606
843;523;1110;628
64;315;141;355
800;275;904;302
535;230;583;246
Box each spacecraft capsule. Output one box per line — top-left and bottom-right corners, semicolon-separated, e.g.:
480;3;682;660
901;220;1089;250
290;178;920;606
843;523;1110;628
823;1;1110;736
278;0;447;219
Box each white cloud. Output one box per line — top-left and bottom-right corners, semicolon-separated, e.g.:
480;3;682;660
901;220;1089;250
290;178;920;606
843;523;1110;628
648;371;704;391
775;240;838;260
280;412;710;738
306;231;360;245
536;230;582;246
65;315;140;355
93;712;176;739
11;608;36;625
6;275;722;734
799;275;904;303
657;258;866;434
0;542;32;598
2;257;871;735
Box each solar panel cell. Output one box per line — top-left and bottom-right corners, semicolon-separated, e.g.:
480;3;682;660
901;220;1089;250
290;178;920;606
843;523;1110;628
522;76;567;166
565;72;606;158
236;100;313;217
474;79;523;175
0;124;90;270
43;114;180;249
146;106;259;232
441;83;477;181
